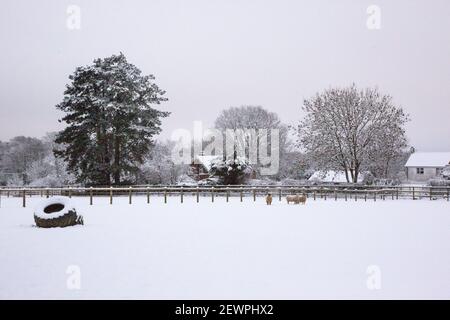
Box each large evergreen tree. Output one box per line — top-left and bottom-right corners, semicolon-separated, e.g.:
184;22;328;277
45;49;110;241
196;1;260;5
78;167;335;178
55;53;169;185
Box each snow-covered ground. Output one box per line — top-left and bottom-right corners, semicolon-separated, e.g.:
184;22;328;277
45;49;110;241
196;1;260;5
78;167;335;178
0;195;449;299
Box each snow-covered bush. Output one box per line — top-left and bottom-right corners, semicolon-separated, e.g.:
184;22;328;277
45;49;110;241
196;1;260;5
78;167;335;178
176;174;197;186
396;170;408;184
197;177;220;186
27;155;75;187
370;178;401;186
247;178;278;186
210;155;252;185
6;174;24;187
1;133;75;187
429;178;450;187
362;172;375;185
429;166;450;186
139;141;188;185
26;134;75;187
279;178;306;186
442;165;450;180
363;172;401;186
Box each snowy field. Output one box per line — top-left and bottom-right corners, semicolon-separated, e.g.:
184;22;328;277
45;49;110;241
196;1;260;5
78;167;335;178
0;195;449;299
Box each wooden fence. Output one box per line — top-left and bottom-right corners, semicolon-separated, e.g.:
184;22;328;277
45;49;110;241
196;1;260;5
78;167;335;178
0;185;449;208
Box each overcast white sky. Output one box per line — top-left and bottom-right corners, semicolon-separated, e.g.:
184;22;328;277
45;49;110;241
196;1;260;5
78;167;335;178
0;0;449;151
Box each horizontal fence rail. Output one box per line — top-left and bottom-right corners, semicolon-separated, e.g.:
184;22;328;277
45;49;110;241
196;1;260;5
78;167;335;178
0;185;449;208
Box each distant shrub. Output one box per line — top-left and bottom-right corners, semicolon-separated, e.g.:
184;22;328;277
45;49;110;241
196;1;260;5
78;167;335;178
372;178;401;186
210;156;252;185
247;178;278;186
441;165;450;180
429;179;450;187
279;178;306;186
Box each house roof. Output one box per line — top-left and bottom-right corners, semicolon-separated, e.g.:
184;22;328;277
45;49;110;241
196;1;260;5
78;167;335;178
193;155;221;171
404;152;450;168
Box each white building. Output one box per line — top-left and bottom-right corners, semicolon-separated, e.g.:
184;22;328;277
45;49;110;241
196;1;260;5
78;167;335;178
404;152;450;181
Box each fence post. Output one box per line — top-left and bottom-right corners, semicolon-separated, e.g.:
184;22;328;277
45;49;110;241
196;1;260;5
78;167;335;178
240;187;243;202
129;187;132;205
412;187;415;200
355;191;357;201
429;187;432;200
374;190;377;202
226;187;229;202
364;191;367;202
22;188;26;208
180;187;183;203
279;188;282;201
89;187;93;205
447;188;449;201
313;190;316;201
253;188;256;201
334;189;337;201
210;187;214;202
110;187;113;205
46;188;49;199
396;188;399;200
146;187;150;204
68;187;72;199
164;187;167;204
196;187;199;203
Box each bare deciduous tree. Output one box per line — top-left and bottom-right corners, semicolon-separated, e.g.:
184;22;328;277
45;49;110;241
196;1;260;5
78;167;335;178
138;140;188;185
296;85;409;183
214;105;289;179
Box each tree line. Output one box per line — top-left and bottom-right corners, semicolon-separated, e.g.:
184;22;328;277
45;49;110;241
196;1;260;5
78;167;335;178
0;53;412;186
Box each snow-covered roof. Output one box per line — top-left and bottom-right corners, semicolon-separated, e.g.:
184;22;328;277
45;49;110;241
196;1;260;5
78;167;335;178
404;152;450;168
193;155;221;171
308;170;365;183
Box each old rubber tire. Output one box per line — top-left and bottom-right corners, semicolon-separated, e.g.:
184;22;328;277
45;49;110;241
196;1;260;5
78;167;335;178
34;197;83;228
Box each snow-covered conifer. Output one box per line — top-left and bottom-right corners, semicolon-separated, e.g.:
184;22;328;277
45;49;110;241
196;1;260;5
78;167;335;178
55;53;169;185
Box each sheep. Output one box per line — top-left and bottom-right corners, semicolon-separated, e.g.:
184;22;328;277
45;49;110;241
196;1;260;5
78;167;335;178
286;194;307;205
266;193;273;205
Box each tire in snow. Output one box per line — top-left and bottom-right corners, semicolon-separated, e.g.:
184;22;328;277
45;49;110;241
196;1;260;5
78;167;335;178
34;197;84;228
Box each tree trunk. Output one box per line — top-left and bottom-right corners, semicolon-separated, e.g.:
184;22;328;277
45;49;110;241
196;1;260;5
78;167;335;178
353;164;360;183
384;158;391;178
343;163;350;183
113;136;121;185
103;133;111;186
344;169;350;183
350;169;355;183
